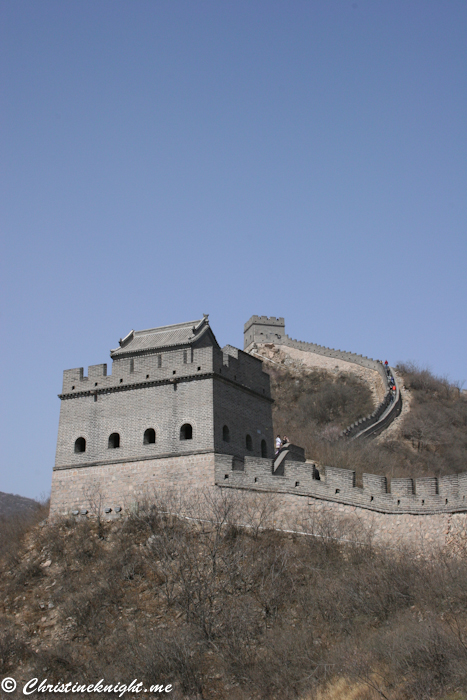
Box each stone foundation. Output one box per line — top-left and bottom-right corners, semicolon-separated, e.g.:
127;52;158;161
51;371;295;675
50;452;216;517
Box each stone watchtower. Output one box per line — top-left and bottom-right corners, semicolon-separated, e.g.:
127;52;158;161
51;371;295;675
244;315;285;351
51;316;274;516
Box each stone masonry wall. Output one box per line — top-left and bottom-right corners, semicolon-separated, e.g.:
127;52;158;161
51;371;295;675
51;453;467;553
215;458;467;551
213;379;274;459
261;492;467;552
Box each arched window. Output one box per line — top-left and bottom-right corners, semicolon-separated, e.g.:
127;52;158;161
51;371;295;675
180;423;193;440
261;439;267;458
74;437;86;453
143;428;156;445
222;425;230;443
246;434;253;451
108;432;120;449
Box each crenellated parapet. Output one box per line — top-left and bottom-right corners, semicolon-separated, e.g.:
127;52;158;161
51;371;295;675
60;343;271;402
215;452;467;515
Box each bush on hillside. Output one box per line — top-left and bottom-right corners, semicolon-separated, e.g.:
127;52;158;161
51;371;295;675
1;493;467;699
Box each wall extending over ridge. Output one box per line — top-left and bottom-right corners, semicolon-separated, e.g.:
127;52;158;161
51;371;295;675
342;364;402;439
244;315;401;440
244;315;386;377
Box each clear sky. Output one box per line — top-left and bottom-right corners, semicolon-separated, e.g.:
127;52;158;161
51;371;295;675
1;1;466;499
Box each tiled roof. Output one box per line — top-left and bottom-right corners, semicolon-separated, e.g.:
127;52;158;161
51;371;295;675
110;317;211;357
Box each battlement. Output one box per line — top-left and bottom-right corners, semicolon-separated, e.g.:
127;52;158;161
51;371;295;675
60;345;215;395
215;455;467;515
244;315;285;332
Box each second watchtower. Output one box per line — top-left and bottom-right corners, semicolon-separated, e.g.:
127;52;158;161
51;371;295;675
244;316;285;350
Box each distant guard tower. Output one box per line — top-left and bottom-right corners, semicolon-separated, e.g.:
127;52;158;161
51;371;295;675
244;316;285;351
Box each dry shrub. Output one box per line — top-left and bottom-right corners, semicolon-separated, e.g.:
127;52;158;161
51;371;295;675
337;615;467;700
243;625;323;700
267;365;373;438
127;628;205;698
2;492;467;700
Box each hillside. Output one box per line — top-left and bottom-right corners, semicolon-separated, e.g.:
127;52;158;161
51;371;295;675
0;492;44;519
261;349;467;483
1;495;467;700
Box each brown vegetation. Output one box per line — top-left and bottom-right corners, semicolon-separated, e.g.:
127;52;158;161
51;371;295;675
267;364;374;444
1;491;467;699
0;497;49;564
267;361;467;483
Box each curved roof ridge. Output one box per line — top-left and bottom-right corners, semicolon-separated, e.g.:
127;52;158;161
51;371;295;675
110;315;214;357
134;319;203;336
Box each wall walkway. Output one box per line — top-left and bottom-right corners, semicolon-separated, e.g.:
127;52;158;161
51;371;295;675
247;330;402;440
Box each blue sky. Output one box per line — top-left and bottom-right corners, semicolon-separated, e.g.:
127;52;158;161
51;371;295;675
1;1;466;499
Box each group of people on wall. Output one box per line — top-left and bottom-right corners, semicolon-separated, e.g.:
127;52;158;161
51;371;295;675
383;360;397;399
275;435;289;455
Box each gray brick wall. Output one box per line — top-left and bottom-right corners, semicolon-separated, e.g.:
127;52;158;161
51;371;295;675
213;379;273;459
55;378;215;469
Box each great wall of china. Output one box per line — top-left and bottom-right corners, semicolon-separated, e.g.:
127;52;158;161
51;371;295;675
238;316;467;550
244;315;403;440
51;315;467;551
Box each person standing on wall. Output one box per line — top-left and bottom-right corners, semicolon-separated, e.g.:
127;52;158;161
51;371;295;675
275;435;282;454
